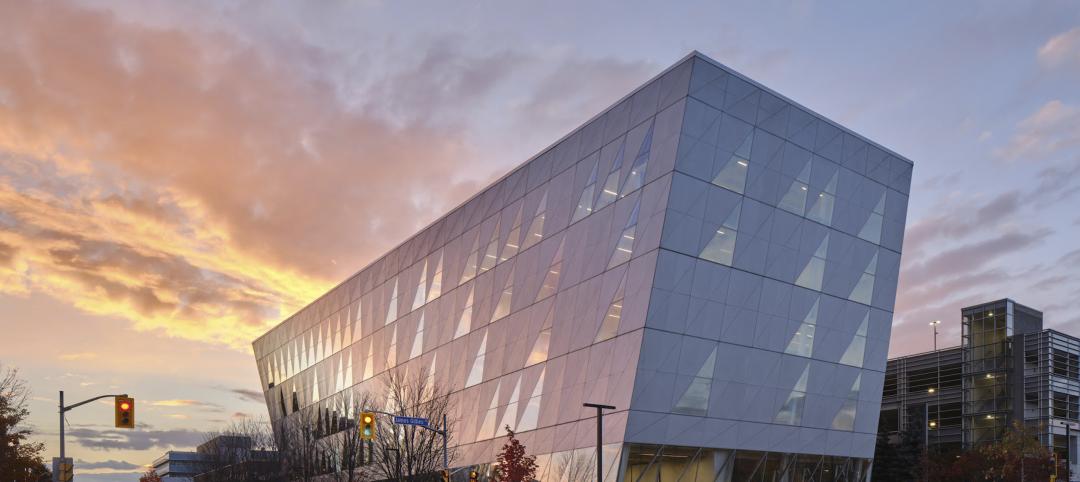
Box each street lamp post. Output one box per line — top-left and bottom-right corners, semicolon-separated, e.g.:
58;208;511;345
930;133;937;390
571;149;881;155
930;320;941;351
583;403;616;482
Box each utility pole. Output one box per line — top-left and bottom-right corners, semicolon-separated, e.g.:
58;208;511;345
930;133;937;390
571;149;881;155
363;409;449;479
583;403;616;482
387;447;402;482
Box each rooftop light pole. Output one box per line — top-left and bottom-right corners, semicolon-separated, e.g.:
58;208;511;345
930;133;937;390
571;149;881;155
929;320;942;454
930;320;941;351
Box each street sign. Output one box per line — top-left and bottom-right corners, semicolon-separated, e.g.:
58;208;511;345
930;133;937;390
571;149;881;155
52;457;73;482
393;416;429;427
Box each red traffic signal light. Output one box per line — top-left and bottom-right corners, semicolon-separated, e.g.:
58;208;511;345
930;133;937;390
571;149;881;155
115;396;135;429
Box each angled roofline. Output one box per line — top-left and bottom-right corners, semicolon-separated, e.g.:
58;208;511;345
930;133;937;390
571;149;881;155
689;51;914;166
254;49;917;348
887;345;963;362
252;51;700;347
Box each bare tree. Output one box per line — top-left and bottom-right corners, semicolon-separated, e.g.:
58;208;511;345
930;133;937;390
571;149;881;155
371;367;456;482
323;392;378;482
553;449;596;482
198;417;280;482
276;408;324;482
266;366;455;482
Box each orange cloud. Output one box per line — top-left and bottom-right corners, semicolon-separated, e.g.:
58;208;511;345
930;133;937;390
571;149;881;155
0;1;494;348
0;1;656;351
150;400;204;407
59;352;99;361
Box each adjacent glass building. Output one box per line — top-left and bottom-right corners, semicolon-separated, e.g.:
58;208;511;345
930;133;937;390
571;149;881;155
251;51;913;481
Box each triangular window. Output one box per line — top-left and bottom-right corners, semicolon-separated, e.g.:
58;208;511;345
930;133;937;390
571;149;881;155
596;140;626;212
858;192;886;245
595;274;626;342
480;220;501;273
386;325;398;369
363;338;374;381
571;160;599;223
620;121;654;195
795;233;829;291
412;261;428;311
784;298;819;357
806;171;838;226
460;236;480;284
426;352;438;395
607;199;640;268
778;160;811;215
465;332;487;388
774;365;809;425
527;306;554;367
385;278;399;325
849;251;878;305
517;368;545;432
491;267;514;322
699;201;741;266
839;313;869;367
535;238;565;302
673;347;717;416
498;377;523;434
410;312;425;360
502;206;524;262
713;129;752;194
832;374;861;430
427;253;444;303
521;191;548;252
478;382;502;440
454;286;474;339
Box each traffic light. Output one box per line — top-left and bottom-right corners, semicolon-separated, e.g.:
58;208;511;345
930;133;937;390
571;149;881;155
115;396;135;428
442;469;450;482
359;411;376;440
469;470;478;482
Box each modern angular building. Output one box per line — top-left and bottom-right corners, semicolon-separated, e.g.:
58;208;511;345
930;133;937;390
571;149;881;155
880;299;1080;479
252;51;912;481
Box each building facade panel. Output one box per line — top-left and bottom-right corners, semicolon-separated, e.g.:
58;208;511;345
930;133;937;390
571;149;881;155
253;52;912;482
623;52;910;471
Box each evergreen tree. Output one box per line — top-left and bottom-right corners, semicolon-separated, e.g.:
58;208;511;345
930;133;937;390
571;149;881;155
871;419;925;481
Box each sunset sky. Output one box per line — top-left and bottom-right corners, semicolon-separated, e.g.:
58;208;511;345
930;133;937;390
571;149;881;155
2;1;1079;480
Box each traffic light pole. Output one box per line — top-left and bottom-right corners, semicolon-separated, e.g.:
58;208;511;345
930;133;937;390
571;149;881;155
58;391;129;461
363;409;450;476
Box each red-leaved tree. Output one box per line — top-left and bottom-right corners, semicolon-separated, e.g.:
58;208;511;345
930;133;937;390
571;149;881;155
139;468;162;482
496;426;537;482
